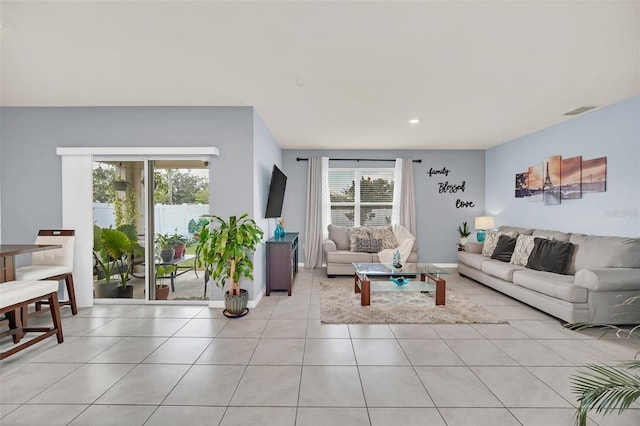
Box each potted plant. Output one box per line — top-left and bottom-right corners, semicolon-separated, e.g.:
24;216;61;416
457;221;471;245
93;225;142;298
169;232;187;258
196;214;264;317
154;264;176;300
155;233;175;263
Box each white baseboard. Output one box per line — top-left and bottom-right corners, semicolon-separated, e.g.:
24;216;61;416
432;263;458;268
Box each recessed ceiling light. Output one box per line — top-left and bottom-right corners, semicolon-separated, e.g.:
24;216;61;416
408;118;420;124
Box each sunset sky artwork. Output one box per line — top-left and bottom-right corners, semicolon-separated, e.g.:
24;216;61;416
561;156;582;199
582;157;607;193
528;164;542;190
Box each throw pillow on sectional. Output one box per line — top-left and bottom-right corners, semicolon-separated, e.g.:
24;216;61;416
490;234;518;262
526;237;576;275
510;234;536;266
482;231;516;257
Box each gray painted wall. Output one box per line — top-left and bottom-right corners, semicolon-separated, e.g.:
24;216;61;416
0;106;284;301
281;149;486;264
485;96;640;237
252;109;283;299
1;106;256;242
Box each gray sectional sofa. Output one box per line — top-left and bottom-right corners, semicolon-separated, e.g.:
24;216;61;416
323;224;418;276
457;226;640;324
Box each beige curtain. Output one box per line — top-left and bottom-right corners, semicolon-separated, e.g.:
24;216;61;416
304;157;328;268
392;158;417;236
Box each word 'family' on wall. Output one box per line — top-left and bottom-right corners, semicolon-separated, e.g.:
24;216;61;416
515;155;606;205
427;167;475;209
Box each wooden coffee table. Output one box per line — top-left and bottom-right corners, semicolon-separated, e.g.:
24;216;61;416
352;263;447;307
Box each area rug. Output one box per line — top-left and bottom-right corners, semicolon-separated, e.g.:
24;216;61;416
320;281;506;324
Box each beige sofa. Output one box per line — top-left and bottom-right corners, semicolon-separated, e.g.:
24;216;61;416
323;224;418;276
457;226;640;325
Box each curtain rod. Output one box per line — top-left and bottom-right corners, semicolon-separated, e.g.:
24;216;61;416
296;157;421;163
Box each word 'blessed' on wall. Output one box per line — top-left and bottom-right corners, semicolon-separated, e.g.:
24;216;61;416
427;167;475;208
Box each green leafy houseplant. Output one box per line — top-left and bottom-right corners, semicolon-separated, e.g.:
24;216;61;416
93;224;143;288
457;221;471;238
567;296;640;425
155;232;175;262
196;214;264;298
169;231;188;258
154;264;176;300
169;232;187;247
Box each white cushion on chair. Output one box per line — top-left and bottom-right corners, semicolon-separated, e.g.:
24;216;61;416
16;265;71;281
32;234;75;268
0;280;59;309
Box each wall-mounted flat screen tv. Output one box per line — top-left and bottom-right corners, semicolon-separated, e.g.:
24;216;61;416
265;165;287;218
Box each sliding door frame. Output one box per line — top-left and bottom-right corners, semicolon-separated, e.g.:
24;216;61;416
57;147;219;307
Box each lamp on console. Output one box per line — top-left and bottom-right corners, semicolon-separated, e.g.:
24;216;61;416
474;216;495;242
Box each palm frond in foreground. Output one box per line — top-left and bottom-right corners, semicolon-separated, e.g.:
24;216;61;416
572;361;640;426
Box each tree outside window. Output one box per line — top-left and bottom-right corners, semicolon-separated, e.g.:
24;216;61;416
329;169;394;227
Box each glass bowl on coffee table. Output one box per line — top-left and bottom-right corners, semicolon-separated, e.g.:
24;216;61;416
352;263;449;307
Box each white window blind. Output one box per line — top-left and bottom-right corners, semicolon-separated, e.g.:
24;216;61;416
328;168;395;227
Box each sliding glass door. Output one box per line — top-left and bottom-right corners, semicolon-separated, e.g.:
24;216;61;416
92;158;209;302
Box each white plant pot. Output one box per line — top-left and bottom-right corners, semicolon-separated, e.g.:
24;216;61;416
459;237;468;246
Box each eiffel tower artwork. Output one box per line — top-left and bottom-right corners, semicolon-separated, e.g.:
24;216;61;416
543;156;561;205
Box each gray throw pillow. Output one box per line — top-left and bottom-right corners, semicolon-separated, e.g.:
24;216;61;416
526;238;576;275
354;238;382;253
490;234;518;263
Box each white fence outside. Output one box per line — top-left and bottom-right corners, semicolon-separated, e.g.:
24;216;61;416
93;203;209;238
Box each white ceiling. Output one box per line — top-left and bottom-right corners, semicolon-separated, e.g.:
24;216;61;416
1;1;638;150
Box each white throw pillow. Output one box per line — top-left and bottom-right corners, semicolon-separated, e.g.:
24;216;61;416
510;234;536;266
510;234;550;266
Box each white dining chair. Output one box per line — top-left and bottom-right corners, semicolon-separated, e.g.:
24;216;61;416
15;230;77;315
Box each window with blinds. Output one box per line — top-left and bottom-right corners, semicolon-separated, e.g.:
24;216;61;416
328;168;395;227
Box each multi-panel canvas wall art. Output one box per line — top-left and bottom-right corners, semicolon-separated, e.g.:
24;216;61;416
515;172;529;198
515;155;606;204
561;156;582;200
527;163;544;202
543;155;561;205
582;157;607;193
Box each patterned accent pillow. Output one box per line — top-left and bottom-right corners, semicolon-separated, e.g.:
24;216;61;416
482;231;516;257
349;227;371;251
370;238;382;253
510;234;536;266
369;226;398;249
354;238;383;253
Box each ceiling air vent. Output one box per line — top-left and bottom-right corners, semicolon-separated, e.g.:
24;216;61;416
563;106;597;116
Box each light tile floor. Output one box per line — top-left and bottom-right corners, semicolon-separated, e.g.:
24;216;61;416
1;268;639;425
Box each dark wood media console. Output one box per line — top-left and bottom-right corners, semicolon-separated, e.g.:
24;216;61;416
266;233;299;296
